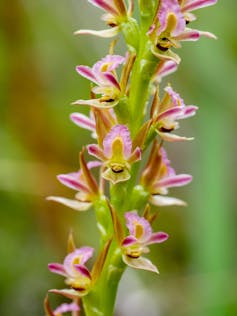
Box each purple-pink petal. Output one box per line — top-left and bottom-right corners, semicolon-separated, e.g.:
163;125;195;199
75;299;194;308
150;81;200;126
155;174;192;189
54;302;80;315
103;72;121;90
157;0;186;37
157;106;184;121
175;29;200;41
148;232;169;245
76;65;98;84
87;144;106;161
70;113;96;131
125;211;152;242
74;264;92;279
48;263;67;277
88;0;119;15
103;125;132;158
57;174;89;192
182;0;217;12
122;235;138;247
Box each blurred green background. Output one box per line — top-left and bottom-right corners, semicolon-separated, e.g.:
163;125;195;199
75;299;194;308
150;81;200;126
0;1;236;315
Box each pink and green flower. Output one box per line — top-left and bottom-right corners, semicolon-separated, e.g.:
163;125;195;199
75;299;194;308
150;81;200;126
122;211;168;273
88;124;141;183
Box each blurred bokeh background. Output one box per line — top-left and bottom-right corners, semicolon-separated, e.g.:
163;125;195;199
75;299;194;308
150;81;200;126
0;0;236;315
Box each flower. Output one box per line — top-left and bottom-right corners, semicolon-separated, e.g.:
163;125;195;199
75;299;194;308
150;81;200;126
148;0;216;63
48;247;94;297
87;124;141;183
152;85;198;141
74;0;133;38
53;302;80;316
141;141;192;206
47;151;101;211
73;54;125;108
121;211;168;273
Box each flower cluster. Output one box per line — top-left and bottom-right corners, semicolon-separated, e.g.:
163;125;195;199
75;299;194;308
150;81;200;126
45;1;217;314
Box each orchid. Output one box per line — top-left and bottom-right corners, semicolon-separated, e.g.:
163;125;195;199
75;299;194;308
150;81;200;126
151;85;198;141
148;0;216;63
73;54;125;108
141;141;192;206
48;247;94;297
46;1;217;315
75;0;134;38
121;211;169;273
48;152;101;211
87;124;141;183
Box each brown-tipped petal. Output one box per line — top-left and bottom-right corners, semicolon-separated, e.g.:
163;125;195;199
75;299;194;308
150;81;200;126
141;140;162;187
149;195;187;207
80;150;99;195
132;120;152;150
67;230;76;254
47;196;92;211
114;0;127;16
151;45;181;64
150;90;160;118
72;98;119;109
128;147;142;164
74;27;120;38
120;52;136;93
122;255;159;273
91;239;112;284
44;295;54;316
108;202;124;244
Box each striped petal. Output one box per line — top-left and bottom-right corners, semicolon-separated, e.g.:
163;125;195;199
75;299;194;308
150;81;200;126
57;174;89;192
47;196;92;211
149;195;187;206
123;255;159;273
76;66;98;84
74;26;120;38
48;263;67;277
87;144;107;161
182;0;217;12
154;174;192;189
70;113;96;131
158;131;194;142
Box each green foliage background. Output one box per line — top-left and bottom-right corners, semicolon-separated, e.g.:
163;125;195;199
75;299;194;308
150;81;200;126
0;1;236;315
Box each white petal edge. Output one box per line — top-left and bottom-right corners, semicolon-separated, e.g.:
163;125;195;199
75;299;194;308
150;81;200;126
149;195;187;206
47;196;92;211
122;255;159;274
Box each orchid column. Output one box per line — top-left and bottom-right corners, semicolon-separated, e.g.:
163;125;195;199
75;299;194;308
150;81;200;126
45;1;217;315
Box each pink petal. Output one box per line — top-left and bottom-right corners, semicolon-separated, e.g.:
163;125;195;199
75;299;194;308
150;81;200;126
149;195;187;206
182;0;217;12
88;0;119;15
54;302;80;314
47;196;92;211
157;107;184;121
70;113;96;131
177;105;198;119
48;263;67;277
198;30;217;39
64;247;94;275
157;0;186;36
125;211;152;242
57;174;89;192
74;264;92;279
155;60;178;82
122;255;159;273
175;29;200;41
76;66;98;84
148;232;169;245
103;125;132;158
155;174;192;189
74;27;120;38
103;72;121;90
87;144;106;161
122;235;138;247
94;54;125;72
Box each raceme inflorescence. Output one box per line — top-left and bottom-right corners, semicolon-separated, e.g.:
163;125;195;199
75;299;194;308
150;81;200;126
45;1;217;315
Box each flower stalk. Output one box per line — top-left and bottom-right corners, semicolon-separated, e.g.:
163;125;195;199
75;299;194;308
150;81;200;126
45;0;217;315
